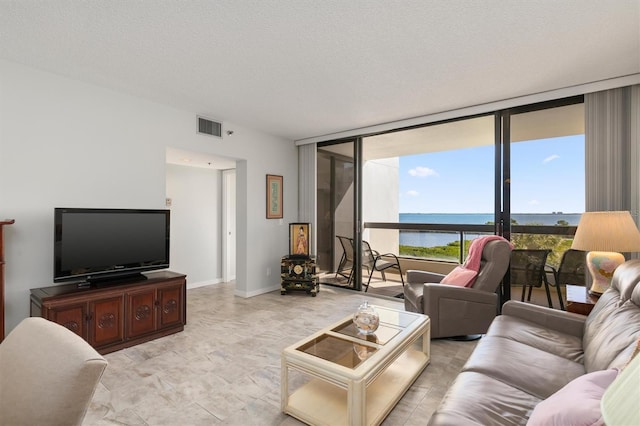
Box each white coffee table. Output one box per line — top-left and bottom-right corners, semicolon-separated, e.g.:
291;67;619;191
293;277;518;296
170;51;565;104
281;305;430;426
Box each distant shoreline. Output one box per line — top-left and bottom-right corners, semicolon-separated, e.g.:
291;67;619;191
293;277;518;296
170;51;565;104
398;212;581;246
400;212;581;215
399;212;581;226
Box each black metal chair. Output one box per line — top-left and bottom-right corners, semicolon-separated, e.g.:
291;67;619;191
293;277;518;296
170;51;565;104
362;240;404;292
510;249;562;309
335;236;404;291
545;249;587;310
335;235;355;283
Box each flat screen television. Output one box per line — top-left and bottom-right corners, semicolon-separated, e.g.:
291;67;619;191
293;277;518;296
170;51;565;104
54;208;170;285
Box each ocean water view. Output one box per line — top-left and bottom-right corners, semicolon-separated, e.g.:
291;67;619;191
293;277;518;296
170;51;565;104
399;212;581;247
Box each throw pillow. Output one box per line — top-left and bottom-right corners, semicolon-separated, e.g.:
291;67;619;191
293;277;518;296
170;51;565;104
527;368;619;426
440;266;477;288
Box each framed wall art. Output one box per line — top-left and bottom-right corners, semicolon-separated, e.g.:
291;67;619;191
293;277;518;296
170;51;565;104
289;223;310;257
266;174;283;219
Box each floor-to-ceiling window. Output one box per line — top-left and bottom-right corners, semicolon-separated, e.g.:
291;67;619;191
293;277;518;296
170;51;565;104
504;100;585;267
362;115;497;265
316;96;585;298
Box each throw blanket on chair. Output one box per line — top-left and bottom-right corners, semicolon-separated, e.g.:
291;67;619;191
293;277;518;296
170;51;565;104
441;235;513;287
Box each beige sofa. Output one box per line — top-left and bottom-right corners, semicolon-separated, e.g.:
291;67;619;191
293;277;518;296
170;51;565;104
429;259;640;425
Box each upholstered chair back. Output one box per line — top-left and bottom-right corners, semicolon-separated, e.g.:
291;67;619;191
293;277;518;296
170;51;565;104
0;317;107;425
471;240;512;293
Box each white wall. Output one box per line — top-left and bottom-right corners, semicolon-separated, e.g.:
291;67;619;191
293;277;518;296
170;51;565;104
166;164;222;288
362;158;400;254
0;60;298;333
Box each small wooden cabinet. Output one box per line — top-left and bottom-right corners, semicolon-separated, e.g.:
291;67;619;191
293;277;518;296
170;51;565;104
30;271;186;354
281;256;319;296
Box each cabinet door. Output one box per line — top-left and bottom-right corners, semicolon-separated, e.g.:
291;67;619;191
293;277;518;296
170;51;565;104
127;288;157;338
158;284;184;329
48;303;87;340
89;296;124;348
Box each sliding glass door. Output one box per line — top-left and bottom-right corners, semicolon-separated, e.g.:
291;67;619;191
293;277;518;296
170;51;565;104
316;141;358;288
316;96;585;303
502;99;585;302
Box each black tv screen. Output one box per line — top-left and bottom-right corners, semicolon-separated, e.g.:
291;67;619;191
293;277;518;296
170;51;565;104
54;208;170;284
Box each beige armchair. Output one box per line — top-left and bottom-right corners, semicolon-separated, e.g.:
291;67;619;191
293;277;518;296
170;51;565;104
0;317;107;425
403;239;512;338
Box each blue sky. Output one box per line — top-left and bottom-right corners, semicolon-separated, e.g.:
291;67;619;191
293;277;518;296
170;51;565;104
398;135;585;214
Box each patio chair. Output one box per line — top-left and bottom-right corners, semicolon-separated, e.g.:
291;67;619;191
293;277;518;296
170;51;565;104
510;249;563;309
335;235;355;283
547;248;587;286
362;240;404;292
544;248;587;310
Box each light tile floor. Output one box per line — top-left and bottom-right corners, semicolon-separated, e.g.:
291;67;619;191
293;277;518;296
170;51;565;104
83;282;477;425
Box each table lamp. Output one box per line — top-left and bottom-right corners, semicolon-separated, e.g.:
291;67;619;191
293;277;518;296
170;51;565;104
571;211;640;295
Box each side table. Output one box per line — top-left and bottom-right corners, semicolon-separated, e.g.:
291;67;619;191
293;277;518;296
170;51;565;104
566;284;598;316
280;256;319;296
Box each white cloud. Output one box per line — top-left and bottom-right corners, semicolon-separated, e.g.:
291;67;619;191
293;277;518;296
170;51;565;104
406;190;419;197
408;166;438;177
543;154;560;164
528;199;540;205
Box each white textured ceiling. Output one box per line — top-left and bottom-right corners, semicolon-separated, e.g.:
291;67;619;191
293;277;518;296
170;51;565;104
1;1;639;142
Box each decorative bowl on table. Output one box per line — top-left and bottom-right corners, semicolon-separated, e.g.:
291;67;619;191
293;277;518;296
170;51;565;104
353;300;380;335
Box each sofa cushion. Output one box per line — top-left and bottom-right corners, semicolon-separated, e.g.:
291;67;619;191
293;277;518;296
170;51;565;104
462;335;585;399
527;368;618;426
609;259;640;303
428;371;541;426
487;314;584;363
583;295;640;372
583;261;640;372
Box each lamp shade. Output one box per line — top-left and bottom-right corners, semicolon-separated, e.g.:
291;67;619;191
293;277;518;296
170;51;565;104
571;211;640;252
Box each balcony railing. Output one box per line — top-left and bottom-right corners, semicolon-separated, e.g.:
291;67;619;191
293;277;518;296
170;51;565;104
364;222;578;267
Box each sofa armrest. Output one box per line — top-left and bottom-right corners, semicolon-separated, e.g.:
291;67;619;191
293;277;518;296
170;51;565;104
502;300;586;338
423;283;498;338
423;283;496;304
407;270;445;284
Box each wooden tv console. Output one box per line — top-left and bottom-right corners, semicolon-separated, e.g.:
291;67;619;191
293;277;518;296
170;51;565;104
30;271;186;354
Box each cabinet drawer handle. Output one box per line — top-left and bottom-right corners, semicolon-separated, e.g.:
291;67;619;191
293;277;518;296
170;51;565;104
63;321;80;332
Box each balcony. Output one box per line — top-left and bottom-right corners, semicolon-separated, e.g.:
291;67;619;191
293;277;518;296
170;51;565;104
358;221;578;307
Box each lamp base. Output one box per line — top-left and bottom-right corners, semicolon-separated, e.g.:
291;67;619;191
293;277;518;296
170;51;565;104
586;251;625;295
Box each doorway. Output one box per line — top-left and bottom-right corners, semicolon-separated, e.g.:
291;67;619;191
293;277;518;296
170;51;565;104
222;169;236;282
165;147;237;287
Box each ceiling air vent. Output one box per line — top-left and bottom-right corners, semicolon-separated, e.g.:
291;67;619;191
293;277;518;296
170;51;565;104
197;116;222;138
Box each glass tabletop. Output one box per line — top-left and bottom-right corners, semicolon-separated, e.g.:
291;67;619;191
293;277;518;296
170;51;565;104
292;306;423;368
296;333;378;368
376;306;418;328
332;320;400;345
